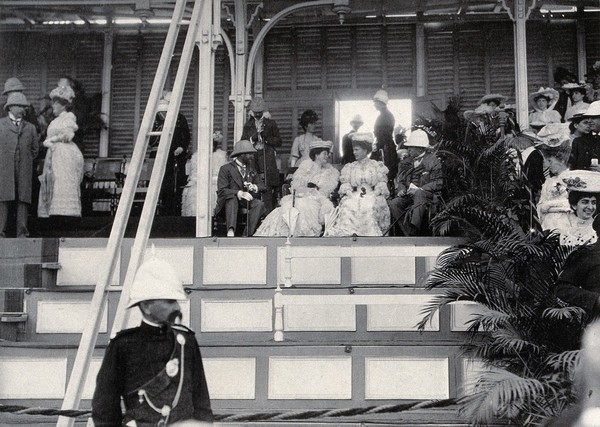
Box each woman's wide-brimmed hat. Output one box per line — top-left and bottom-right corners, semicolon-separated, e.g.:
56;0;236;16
350;114;364;125
3;77;25;95
562;82;587;94
529;87;559;110
561;170;600;193
478;93;507;106
230;140;257;158
4;92;29;111
535;123;571;147
351;132;375;152
50;85;75;103
309;139;333;151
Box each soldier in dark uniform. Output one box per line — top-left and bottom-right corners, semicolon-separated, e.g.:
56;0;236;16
241;97;282;214
92;255;213;426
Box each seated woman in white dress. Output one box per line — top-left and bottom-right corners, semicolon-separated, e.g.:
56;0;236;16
324;132;390;237
554;171;600;245
528;87;561;128
254;140;339;237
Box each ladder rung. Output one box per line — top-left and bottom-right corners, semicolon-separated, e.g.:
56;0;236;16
148;131;162;136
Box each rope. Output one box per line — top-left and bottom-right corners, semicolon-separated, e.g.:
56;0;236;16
0;398;457;422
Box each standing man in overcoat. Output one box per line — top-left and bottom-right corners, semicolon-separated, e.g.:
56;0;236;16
92;253;213;426
0;92;39;237
372;89;398;191
241;97;282;213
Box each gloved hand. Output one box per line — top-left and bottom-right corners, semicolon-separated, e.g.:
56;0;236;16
237;191;253;201
174;147;184;156
244;182;258;193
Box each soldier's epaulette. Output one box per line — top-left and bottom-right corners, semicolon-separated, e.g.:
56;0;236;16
171;324;195;334
111;326;140;340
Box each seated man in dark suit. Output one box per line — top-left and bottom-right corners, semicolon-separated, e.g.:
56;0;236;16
215;140;266;236
388;129;443;236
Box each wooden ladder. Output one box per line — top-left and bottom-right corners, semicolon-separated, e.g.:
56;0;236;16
57;1;207;425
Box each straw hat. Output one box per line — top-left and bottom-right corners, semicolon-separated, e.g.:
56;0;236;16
529;87;559;110
561;170;600;193
230;140;256;158
478;93;507;106
309;139;333;151
535;123;571;147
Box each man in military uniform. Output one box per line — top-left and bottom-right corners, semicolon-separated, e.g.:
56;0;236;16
92;255;213;426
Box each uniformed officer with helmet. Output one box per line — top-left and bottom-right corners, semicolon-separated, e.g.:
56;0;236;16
92;254;213;426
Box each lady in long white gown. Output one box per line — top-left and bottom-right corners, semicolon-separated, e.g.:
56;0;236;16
324;132;390;237
38;85;84;218
254;140;339;237
536;145;571;231
181;131;227;216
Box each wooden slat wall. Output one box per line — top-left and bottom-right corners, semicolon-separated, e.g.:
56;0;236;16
457;29;486;110
585;19;600;71
488;24;516;100
109;33;139;158
355;26;384;88
386;25;415;88
425;30;455;97
325;26;353;89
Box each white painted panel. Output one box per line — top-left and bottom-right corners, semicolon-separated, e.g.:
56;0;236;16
124;300;191;330
451;301;489;331
284;304;356;331
143;246;194;284
57;247;119;286
269;357;352;399
462;358;487;396
82;358;104;399
203;247;267;285
37;301;108;334
365;357;449;399
278;248;340;285
352;256;415;284
0;358;67;398
203;358;256;399
368;297;439;331
201;299;272;332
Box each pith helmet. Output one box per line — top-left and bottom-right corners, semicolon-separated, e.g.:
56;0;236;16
230;139;257;158
4;92;29;111
249;97;267;112
3;77;25;95
127;254;188;308
404;129;430;148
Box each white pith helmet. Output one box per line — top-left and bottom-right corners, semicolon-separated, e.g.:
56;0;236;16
404;129;430;148
127;250;187;308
